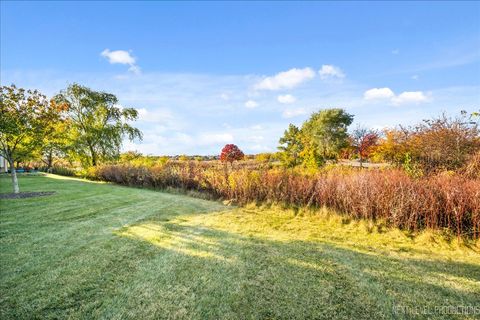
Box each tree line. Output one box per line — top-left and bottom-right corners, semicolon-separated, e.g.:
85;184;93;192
277;108;480;174
2;83;479;194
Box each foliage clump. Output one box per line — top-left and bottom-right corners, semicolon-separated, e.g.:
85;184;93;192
278;108;353;168
220;144;244;164
53;84;142;167
372;111;479;174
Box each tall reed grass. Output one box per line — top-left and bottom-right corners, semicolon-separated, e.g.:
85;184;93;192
94;162;480;238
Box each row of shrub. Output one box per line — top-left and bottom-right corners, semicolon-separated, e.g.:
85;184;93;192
92;162;480;238
39;166;77;177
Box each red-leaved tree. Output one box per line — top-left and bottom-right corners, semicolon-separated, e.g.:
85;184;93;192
220;144;244;165
352;126;379;167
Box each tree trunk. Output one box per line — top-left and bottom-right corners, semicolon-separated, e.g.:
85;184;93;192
47;150;53;171
9;159;19;194
89;145;97;166
357;147;363;168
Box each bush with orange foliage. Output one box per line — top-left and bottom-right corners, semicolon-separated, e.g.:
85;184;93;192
373;112;480;173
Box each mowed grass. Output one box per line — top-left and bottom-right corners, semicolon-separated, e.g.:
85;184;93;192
0;174;479;320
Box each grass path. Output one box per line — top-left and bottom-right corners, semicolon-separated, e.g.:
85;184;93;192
1;174;479;319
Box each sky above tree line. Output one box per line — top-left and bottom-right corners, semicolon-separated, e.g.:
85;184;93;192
1;1;479;155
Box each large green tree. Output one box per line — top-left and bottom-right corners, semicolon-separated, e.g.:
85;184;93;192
0;85;62;193
39;112;71;171
54;84;142;167
301;108;354;162
278;124;303;167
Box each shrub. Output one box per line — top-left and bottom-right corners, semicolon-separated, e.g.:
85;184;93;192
40;166;76;177
374;112;480;173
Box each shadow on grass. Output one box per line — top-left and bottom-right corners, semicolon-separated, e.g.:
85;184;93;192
113;219;480;320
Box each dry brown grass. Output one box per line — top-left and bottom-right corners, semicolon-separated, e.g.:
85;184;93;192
94;162;480;238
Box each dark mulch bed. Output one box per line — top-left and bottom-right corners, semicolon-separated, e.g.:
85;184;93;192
0;191;56;199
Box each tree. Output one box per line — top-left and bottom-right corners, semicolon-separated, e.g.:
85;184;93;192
466;109;479;124
220;144;244;165
119;150;143;163
301;108;354;162
351;126;379;167
53;84;142;167
39;99;71;171
255;153;272;163
0;85;63;193
278;124;303;167
178;155;189;162
371;128;410;164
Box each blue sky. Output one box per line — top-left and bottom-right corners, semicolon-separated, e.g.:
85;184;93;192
1;1;479;155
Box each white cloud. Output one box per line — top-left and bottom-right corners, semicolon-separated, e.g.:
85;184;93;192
392;91;430;105
173;132;194;144
128;65;141;74
411;75;419;80
198;133;234;145
392;49;400;55
137;107;174;123
123;130;193;155
254;67;315;91
245;100;259;108
277;94;296;104
249;144;272;152
101;49;140;74
220;93;230;100
318;65;345;80
101;49;135;65
363;87;395;100
364;87;430;105
282;108;308;118
248;135;264;143
125;130;235;155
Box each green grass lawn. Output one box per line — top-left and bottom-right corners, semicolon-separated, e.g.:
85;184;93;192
1;174;479;319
